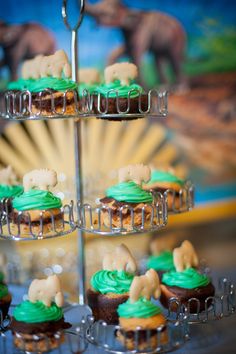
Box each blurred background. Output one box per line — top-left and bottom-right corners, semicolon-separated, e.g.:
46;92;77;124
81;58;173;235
0;0;235;302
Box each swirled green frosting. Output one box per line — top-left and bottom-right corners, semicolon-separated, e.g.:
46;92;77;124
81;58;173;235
147;251;175;271
0;284;8;299
8;77;77;92
13;301;63;323
162;268;210;289
95;80;143;98
91;270;134;294
7;78;35;90
13;189;62;211
106;181;153;203
0;184;23;199
118;297;161;318
146;170;184;186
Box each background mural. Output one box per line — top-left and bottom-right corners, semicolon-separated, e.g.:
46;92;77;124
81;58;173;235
0;0;236;204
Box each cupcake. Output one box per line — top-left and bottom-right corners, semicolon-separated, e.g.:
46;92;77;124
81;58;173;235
78;68;101;97
87;244;137;324
117;269;167;350
7;50;79;116
93;62;148;120
0;166;23;213
100;164;154;230
12;169;63;236
147;236;176;279
0;271;12;321
147;251;174;280
160;240;215;313
143;168;185;210
10;275;71;352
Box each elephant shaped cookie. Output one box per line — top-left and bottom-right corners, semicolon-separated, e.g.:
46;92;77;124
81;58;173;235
21;50;71;79
23;169;58;191
173;240;199;272
28;274;64;307
79;68;100;84
104;62;138;86
118;164;151;185
129;269;161;303
103;244;137;274
0;166;18;185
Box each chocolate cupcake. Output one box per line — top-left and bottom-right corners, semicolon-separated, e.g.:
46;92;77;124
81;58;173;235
100;164;153;230
7;77;78;116
160;241;215;313
147;251;175;280
87;244;137;324
117;269;167;351
161;268;215;313
10;275;71;352
93;62;148;120
0;271;12;321
0;166;23;214
12;169;63;236
7;50;79;116
143;169;185;211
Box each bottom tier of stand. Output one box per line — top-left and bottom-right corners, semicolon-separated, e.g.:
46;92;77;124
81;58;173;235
0;274;235;354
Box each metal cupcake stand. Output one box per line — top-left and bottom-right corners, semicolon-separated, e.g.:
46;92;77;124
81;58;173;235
0;1;235;353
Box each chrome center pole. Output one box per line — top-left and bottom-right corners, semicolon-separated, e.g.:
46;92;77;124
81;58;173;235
62;0;85;305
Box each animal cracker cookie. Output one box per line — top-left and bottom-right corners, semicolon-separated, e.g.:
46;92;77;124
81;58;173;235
0;166;18;185
40;50;71;78
150;235;176;255
21;55;44;79
103;244;137;274
129;269;161;303
21;50;71;79
104;62;138;86
28;274;64;307
23;169;58;191
118;164;151;185
79;68;100;84
173;240;199;272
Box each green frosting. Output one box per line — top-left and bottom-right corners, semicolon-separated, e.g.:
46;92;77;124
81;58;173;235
13;301;63;323
95;80;143;98
162;267;210;289
8;77;77;92
0;284;8;299
118;297;162;318
0;184;23;199
91;270;134;294
13;189;62;211
146;170;184;186
78;83;99;97
147;251;175;271
106;181;153;203
7;78;35;90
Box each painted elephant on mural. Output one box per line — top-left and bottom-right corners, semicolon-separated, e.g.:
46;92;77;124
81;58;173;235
85;0;186;87
0;22;56;81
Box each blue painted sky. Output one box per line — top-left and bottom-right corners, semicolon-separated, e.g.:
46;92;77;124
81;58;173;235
1;0;236;67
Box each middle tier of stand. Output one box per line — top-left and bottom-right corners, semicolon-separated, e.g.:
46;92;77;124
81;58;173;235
0;182;194;240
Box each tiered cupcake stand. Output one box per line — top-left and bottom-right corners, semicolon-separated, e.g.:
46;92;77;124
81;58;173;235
0;1;235;353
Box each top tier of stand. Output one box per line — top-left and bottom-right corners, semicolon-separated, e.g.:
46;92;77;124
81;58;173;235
0;89;168;121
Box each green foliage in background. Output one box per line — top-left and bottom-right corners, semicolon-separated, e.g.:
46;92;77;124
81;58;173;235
142;19;236;86
185;20;236;75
